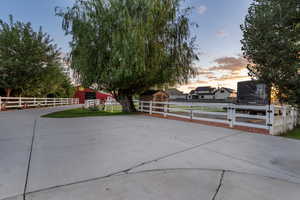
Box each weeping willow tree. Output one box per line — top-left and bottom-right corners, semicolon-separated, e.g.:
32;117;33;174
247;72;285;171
57;0;198;112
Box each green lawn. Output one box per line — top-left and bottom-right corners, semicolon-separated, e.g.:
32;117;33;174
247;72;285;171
283;127;300;140
42;108;136;118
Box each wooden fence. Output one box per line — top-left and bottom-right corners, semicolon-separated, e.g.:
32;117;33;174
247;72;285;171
0;97;79;111
137;101;298;136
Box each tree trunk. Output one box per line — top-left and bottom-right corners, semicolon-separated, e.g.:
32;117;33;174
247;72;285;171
116;94;136;113
5;88;12;97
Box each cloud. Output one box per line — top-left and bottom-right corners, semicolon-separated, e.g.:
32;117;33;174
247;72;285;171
196;69;214;76
177;56;251;92
214;74;249;82
194;80;209;84
208;56;248;73
197;5;207;15
216;30;228;38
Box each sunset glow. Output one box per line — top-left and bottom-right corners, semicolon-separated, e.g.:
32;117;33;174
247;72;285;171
177;0;253;93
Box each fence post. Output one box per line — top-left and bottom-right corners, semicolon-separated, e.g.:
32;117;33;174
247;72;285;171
54;98;56;107
164;103;167;117
267;105;275;135
227;104;233;127
190;103;193;120
294;108;298;127
292;108;295;127
231;104;236;127
19;97;21;108
104;101;107;111
150;101;153;115
45;98;47;106
0;96;2;111
283;105;287;132
34;98;36;106
141;101;144;112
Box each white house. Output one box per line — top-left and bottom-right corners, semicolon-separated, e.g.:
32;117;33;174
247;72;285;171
166;88;187;100
214;87;236;100
188;86;236;100
188;86;216;100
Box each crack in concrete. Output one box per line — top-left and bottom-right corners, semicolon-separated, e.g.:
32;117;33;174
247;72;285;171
23;132;242;197
212;170;225;200
23;119;37;200
123;132;243;174
6;168;300;200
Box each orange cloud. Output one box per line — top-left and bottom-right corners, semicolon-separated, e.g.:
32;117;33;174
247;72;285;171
208;56;248;73
196;69;214;76
177;56;251;92
214;74;249;82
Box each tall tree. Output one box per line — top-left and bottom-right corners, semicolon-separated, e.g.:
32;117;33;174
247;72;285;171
57;0;198;112
0;16;65;97
241;0;300;105
25;65;75;98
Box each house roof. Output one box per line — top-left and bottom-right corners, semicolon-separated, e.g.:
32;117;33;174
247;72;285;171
215;87;235;93
197;93;215;96
166;88;184;96
195;86;216;92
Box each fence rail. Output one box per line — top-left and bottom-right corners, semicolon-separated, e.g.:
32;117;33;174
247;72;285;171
0;96;79;111
137;101;298;136
85;99;121;112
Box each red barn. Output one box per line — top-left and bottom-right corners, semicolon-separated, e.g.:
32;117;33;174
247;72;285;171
74;87;113;104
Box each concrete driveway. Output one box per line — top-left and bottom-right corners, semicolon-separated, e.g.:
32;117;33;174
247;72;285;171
0;106;300;200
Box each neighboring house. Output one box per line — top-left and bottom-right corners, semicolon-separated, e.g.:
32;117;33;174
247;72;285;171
214;87;236;100
188;86;216;100
74;86;113;104
187;86;236;100
165;88;187;100
140;90;169;112
187;90;197;100
140;90;169;102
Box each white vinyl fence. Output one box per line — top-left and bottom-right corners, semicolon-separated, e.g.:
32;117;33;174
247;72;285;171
0;96;79;111
85;99;101;108
137;101;298;136
85;99;120;112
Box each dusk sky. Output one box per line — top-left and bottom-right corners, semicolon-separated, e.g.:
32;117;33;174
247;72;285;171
0;0;253;92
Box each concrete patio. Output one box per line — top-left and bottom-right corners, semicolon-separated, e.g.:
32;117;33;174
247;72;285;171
0;106;300;200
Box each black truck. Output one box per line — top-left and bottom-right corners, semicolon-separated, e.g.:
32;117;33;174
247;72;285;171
237;80;270;105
